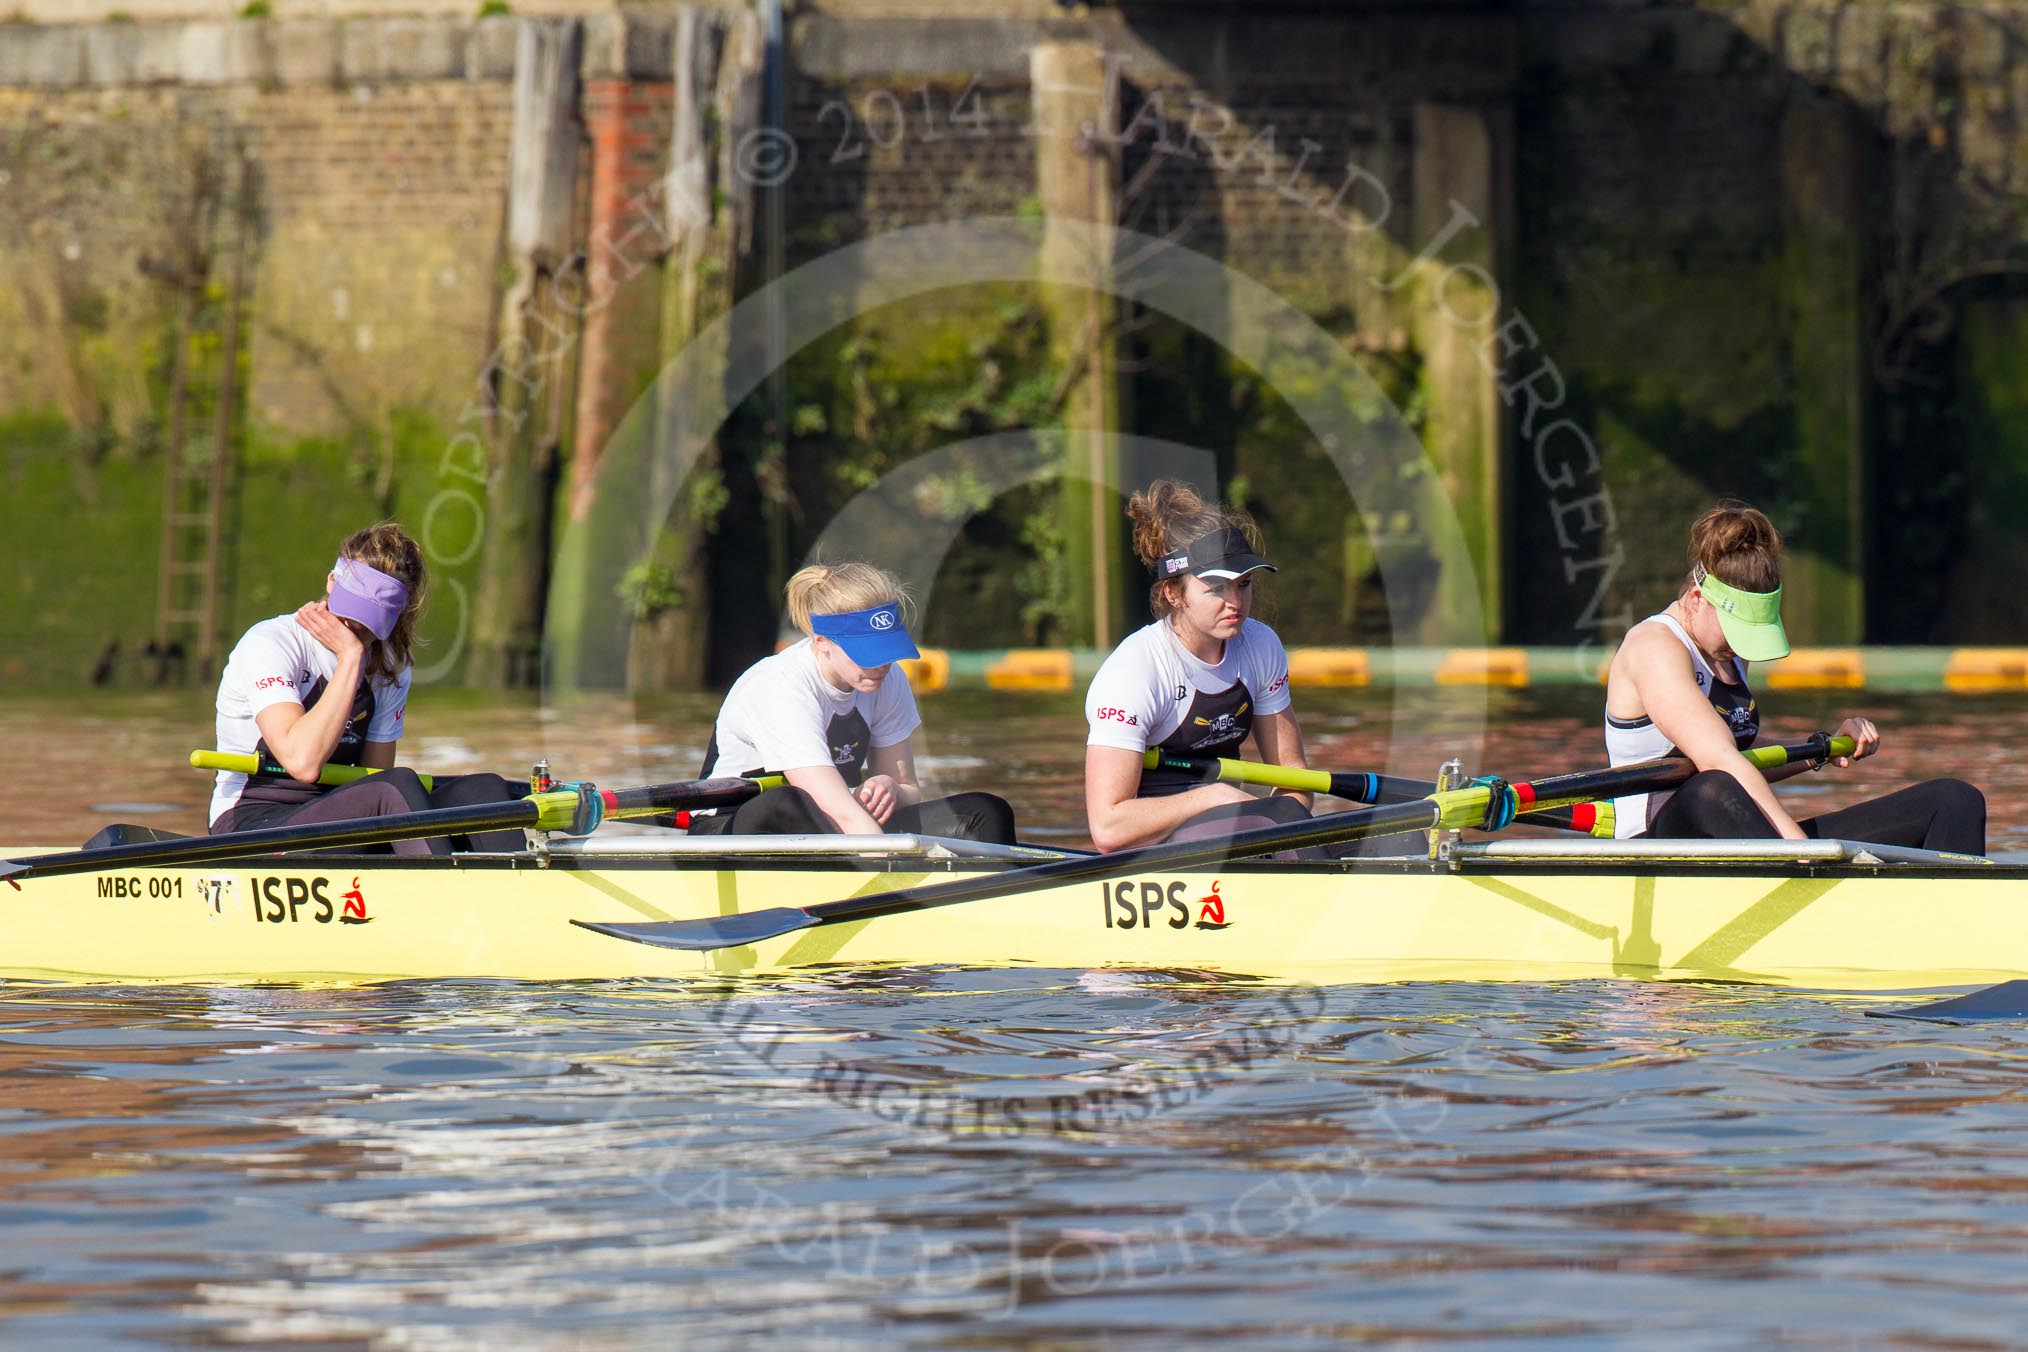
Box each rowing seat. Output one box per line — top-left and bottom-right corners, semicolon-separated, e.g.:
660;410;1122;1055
79;823;192;850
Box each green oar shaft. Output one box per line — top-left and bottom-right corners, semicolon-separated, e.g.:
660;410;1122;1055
191;749;790;814
190;751;785;816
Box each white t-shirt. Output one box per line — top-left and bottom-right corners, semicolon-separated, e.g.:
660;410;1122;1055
209;614;411;825
704;638;921;782
1084;618;1292;754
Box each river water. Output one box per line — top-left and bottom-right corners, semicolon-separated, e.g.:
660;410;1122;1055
3;688;2026;1346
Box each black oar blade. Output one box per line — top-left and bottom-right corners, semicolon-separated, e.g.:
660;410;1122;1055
1870;980;2028;1024
571;907;820;951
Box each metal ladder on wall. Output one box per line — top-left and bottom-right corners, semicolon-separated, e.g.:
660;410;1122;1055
151;150;256;685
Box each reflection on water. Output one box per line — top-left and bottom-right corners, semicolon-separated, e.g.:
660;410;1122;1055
4;690;2028;1344
1;977;2025;1346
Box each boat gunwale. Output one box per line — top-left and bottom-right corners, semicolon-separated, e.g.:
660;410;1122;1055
27;848;2025;882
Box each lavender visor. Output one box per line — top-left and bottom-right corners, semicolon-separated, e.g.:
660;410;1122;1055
328;558;410;640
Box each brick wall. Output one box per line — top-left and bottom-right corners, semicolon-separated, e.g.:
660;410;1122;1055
0;28;518;443
248;80;515;435
783;74;1036;253
6;4;2028;673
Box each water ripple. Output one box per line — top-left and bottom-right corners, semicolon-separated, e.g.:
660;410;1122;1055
0;976;2023;1346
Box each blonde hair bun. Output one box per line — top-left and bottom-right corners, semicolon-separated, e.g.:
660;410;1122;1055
785;561;912;635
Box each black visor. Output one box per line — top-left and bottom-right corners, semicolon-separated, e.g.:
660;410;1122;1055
1158;528;1277;581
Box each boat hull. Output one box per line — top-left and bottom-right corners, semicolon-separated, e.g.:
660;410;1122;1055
3;841;2023;989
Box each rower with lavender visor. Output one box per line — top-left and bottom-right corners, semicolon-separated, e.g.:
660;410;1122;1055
207;522;523;853
691;561;1017;842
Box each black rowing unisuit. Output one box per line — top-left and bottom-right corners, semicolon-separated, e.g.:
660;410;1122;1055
1138;682;1253;797
240;675;374;808
699;708;873;786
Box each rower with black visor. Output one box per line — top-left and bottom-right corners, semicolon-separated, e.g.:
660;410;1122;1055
1082;480;1356;854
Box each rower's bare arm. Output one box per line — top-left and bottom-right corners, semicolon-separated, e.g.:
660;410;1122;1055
865;742;924;809
254;686;357;783
1627;629;1803;838
783;764;886;835
1084;744;1251;853
1248;710;1313;809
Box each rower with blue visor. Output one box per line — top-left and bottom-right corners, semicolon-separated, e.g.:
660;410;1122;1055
691;562;1017;842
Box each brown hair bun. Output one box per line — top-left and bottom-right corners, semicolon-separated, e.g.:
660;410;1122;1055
1125;479;1264;617
1688;500;1782;592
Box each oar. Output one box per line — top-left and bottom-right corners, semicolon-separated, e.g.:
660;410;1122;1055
190;751;782;827
190;750;492;794
573;735;1855;953
0;774;777;885
1143;749;1616;836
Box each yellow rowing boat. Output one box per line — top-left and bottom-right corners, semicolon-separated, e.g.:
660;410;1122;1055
1;831;2018;989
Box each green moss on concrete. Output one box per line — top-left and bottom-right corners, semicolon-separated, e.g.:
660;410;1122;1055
0;407;469;690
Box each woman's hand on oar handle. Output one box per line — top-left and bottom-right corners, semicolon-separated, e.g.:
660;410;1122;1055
1831;717;1878;769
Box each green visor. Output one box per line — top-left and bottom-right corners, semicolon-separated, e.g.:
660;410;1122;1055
1698;569;1790;661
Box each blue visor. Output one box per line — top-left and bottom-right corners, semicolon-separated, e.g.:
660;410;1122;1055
809;603;920;667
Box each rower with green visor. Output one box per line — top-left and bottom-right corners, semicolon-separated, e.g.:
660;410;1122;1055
1602;501;1985;852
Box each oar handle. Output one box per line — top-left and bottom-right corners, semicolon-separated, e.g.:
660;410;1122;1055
192;750;449;793
190;749;782;827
